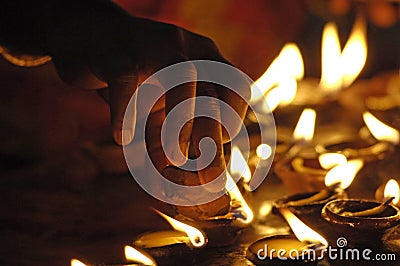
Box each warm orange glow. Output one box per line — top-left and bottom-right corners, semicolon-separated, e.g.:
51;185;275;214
124;245;156;265
263;77;297;113
363;112;399;144
320;17;367;94
70;259;87;266
324;159;364;189
226;173;254;224
340;16;367;88
320;22;342;93
251;43;303;102
318;153;347;169
256;144;273;160
280;208;328;246
230;146;252;183
154;210;206;247
384;179;400;205
292;108;316;144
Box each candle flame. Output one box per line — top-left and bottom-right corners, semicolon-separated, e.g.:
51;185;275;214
318;153;347;169
280;208;328;246
263;77;297;113
70;259;87;266
320;22;342;93
340;16;367;88
363;112;399;144
324;159;364;189
292;108;317;144
384;179;400;205
320;16;367;94
125;245;156;265
154;210;206;247
230;146;252;183
251;43;303;102
226;173;254;224
256;144;273;160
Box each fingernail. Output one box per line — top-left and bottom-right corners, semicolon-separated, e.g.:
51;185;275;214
114;129;134;145
199;167;227;193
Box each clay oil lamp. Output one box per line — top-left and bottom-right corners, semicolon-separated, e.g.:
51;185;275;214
322;181;400;249
247;208;328;265
71;245;156;266
316;111;399;163
274;159;363;230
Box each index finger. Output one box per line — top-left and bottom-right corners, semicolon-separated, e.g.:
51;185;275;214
192;82;226;193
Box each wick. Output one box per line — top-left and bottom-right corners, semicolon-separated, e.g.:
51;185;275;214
341;197;395;217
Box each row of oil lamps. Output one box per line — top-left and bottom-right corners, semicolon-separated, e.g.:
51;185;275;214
70;13;399;265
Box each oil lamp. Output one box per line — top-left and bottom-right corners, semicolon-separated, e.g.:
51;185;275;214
246;208;327;265
375;179;400;208
179;172;254;247
273;159;363;231
317;111;398;162
132;209;206;263
70;245;156;266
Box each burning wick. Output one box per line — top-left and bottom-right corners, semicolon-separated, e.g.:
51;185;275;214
286;159;363;206
285;108;317;159
341;197;395;217
286;182;341;206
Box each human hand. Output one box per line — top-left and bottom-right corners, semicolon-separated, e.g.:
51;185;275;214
48;8;250;215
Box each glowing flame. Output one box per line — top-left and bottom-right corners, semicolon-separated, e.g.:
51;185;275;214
263;77;297;113
256;144;273;160
125;245;156;265
251;43;303;102
230;146;252;183
154;210;206;247
324;159;364;189
280;208;328;246
384;179;400;205
363;112;399;144
318;153;347;169
320;17;367;94
226;173;254;223
292;108;316;144
340;16;367;88
70;259;87;266
320;22;342;93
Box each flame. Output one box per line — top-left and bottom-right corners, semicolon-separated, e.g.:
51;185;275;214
363;112;399;144
340;16;367;88
384;179;400;205
70;259;87;266
125;245;156;265
251;43;303;102
280;208;328;246
226;173;254;223
320;17;367;94
320;22;342;93
292;108;317;144
324;159;364;189
256;144;273;160
263;77;297;113
318;153;347;169
230;146;252;183
154;210;206;247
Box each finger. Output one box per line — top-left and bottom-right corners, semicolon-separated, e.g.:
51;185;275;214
214;76;250;143
108;74;138;145
192;82;226;193
163;63;197;166
145;107;167;173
